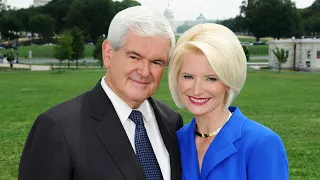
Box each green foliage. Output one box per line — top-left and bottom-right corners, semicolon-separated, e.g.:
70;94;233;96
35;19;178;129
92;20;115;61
41;0;74;33
29;13;55;40
70;27;85;68
242;45;250;61
6;50;14;61
240;0;302;41
0;10;22;40
272;47;288;73
176;24;192;34
54;31;73;62
216;16;245;32
66;0;140;43
93;35;104;68
114;0;141;12
300;0;320;37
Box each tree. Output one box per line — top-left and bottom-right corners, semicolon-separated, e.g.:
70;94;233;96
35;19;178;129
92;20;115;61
176;24;192;34
54;31;73;73
242;45;250;61
41;0;74;33
66;0;140;43
93;35;104;68
0;10;22;41
6;49;14;68
114;0;140;12
240;0;302;41
29;14;55;41
70;27;85;69
300;0;320;37
66;0;115;43
0;0;8;11
272;47;288;73
216;16;246;33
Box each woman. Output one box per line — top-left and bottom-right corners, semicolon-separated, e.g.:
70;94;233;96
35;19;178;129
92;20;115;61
168;23;289;180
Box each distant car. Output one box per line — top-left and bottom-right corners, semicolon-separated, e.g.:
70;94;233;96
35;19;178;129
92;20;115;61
240;42;253;46
0;47;5;50
253;41;266;45
87;42;94;46
42;43;55;46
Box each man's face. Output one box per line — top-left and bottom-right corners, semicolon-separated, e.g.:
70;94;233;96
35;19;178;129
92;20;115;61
102;30;171;108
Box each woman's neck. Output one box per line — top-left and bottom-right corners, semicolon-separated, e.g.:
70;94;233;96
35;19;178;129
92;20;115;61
195;108;231;134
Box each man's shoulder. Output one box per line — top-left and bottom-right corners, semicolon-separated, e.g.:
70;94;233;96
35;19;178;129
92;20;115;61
152;98;176;114
150;98;183;130
44;90;91;120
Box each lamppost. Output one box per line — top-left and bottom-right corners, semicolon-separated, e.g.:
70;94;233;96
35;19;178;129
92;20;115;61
292;36;296;71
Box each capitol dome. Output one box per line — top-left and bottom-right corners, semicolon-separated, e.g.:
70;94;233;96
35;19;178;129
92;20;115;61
164;2;174;21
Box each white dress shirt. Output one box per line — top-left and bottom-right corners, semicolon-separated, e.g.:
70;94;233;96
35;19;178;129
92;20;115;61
100;77;171;180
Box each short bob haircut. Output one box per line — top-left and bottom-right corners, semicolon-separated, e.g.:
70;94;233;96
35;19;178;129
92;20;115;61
107;6;175;56
168;23;247;109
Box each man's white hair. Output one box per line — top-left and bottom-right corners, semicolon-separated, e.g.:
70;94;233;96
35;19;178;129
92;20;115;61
107;6;175;55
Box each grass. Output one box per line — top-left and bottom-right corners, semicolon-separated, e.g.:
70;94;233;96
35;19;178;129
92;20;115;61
248;59;268;63
248;45;268;56
238;37;271;43
0;44;268;60
0;69;320;179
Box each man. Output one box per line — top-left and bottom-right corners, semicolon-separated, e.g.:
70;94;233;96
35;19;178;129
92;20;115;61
19;6;183;180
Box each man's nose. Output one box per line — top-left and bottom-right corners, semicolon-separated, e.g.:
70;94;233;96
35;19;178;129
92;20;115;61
137;61;151;78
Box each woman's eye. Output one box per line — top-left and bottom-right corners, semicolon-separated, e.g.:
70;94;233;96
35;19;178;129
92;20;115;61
207;77;217;81
183;75;193;79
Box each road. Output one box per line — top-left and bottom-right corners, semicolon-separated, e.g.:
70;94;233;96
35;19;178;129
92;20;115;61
18;56;268;64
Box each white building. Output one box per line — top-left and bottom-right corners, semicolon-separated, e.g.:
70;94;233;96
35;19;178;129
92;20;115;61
163;2;184;33
33;0;51;7
268;39;320;72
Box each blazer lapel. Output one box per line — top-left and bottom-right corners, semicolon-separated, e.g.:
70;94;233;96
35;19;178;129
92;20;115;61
148;97;182;180
180;119;201;180
89;83;145;180
200;107;245;180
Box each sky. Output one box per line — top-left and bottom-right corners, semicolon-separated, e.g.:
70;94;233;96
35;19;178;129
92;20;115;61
6;0;316;20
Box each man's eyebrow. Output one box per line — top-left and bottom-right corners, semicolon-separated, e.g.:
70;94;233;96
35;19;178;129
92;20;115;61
125;50;144;58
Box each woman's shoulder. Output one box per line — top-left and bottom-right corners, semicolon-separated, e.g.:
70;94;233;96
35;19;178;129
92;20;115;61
176;118;195;142
237;117;285;153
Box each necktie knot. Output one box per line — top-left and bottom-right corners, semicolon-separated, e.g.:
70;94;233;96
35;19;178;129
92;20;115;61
129;110;144;126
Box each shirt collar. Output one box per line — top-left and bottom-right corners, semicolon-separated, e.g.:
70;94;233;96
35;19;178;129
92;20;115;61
100;77;153;124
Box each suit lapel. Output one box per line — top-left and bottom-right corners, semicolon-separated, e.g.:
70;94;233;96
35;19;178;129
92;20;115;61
200;107;245;180
89;83;145;180
148;98;182;180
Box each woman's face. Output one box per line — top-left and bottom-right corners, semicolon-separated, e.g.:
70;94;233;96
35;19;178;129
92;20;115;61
177;52;229;117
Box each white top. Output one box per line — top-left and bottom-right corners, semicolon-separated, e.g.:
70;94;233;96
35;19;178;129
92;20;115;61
100;77;171;180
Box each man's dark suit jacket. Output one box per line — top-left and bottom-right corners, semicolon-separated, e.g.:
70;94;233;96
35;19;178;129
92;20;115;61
19;83;183;180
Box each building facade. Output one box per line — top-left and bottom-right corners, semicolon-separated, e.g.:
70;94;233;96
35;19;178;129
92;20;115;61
33;0;51;7
268;39;320;72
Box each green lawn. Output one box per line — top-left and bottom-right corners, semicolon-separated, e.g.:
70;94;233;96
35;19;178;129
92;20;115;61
0;45;95;59
248;45;268;56
0;69;319;179
0;44;268;59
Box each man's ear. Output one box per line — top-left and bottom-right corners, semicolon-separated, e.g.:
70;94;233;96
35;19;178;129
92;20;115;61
102;40;113;68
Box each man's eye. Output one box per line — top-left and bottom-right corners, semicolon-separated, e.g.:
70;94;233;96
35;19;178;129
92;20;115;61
152;60;164;67
130;56;139;60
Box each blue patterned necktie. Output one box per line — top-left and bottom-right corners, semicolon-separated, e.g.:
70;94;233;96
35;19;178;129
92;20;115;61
129;110;163;180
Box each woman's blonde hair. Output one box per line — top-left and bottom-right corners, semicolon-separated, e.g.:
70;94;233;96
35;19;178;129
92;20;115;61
168;23;247;109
